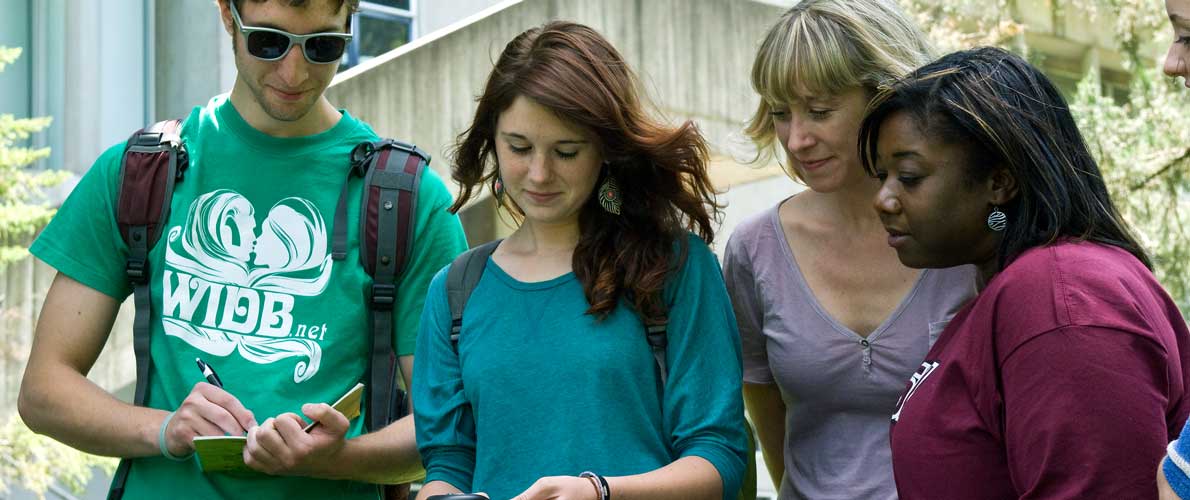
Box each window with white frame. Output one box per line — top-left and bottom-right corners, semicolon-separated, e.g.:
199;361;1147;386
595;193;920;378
340;0;416;70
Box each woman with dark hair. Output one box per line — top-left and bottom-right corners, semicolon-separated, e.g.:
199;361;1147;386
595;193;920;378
727;2;975;498
412;21;748;500
859;46;1190;499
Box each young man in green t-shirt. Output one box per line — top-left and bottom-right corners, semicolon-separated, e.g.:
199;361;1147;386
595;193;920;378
17;1;468;498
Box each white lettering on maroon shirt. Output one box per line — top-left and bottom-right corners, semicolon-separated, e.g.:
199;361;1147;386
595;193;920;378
892;360;940;422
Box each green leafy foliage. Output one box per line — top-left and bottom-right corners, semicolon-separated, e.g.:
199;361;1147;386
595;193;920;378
0;47;65;264
1072;72;1190;310
0;416;117;499
0;47;22;72
0;46;99;497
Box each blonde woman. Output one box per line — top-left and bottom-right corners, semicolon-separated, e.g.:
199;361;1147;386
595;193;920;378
722;1;977;498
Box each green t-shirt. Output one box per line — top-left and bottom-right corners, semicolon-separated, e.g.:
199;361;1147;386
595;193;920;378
30;95;468;499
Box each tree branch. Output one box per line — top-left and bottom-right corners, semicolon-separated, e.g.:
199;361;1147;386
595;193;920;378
1131;147;1190;191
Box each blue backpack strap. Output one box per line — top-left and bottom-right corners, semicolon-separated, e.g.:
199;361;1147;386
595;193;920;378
445;240;502;353
109;119;187;500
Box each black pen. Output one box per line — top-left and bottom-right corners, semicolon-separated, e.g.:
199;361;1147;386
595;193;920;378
195;358;224;388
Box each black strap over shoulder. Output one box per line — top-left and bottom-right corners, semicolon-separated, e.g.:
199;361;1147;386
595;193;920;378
109;119;187;500
332;139;430;435
644;237;689;387
334;139;429;500
445;240;502;352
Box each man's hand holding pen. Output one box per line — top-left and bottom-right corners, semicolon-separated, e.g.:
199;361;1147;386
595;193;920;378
183;357;353;477
162;369;258;458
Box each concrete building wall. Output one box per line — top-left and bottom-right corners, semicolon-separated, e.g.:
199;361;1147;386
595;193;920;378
0;0;153;175
0;0;236;175
0;0;32;118
328;0;784;183
417;0;507;37
154;0;238;121
328;0;787;240
716;172;801;257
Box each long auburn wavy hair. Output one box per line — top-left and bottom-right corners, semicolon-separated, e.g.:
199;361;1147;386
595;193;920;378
448;21;721;323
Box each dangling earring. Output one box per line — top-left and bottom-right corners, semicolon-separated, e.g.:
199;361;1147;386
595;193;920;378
986;206;1007;232
598;176;622;215
493;176;504;198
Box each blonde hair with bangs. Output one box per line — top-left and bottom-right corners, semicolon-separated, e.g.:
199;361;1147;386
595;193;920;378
744;0;933;172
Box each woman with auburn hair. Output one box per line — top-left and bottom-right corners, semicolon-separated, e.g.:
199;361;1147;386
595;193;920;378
860;46;1190;499
723;1;976;498
412;21;748;500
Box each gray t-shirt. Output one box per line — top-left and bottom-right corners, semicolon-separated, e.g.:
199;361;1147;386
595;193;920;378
723;204;977;500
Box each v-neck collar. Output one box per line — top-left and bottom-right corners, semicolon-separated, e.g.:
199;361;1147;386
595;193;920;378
769;200;928;343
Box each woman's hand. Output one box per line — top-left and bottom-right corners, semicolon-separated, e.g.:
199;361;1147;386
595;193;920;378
511;476;600;500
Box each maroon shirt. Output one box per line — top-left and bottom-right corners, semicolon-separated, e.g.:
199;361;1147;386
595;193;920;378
890;241;1190;499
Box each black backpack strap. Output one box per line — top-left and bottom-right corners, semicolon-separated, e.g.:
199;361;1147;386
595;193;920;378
109;119;187;500
645;322;669;386
344;139;429;434
645;237;691;387
330;143;371;261
339;139;428;500
445;240;502;353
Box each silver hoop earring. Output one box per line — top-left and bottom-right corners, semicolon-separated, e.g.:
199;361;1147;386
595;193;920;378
598;176;622;215
987;206;1007;232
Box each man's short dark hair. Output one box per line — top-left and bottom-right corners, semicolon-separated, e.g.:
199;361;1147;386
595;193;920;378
231;0;360;17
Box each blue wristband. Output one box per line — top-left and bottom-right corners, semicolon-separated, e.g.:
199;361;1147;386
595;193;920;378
1167;439;1190;497
159;411;194;461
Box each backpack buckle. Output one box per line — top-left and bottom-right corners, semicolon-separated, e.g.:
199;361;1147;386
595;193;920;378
175;147;189;182
131;132;166;148
370;283;396;310
350;142;376;176
645;324;668;348
125;258;149;284
379;139;431;164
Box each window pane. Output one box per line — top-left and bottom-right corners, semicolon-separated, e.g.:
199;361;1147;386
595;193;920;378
362;0;410;10
357;15;410;62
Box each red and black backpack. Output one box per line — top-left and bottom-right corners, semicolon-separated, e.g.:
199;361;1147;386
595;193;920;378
108;120;424;500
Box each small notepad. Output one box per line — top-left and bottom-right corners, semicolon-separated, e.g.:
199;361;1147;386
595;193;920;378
193;382;365;473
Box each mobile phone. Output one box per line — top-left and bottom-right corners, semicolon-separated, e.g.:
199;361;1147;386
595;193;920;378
423;495;487;500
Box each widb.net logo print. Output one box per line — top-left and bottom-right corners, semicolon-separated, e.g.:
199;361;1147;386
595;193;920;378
161;189;335;383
